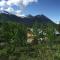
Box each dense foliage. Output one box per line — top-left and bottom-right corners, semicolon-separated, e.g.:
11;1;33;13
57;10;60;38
58;22;60;33
0;21;60;60
0;13;60;60
0;22;27;60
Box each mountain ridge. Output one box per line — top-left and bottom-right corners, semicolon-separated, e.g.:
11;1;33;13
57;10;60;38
0;12;56;26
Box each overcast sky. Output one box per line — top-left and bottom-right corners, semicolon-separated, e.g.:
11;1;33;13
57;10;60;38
0;0;60;24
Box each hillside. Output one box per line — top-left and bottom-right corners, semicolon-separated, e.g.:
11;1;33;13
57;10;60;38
0;12;60;60
0;12;55;26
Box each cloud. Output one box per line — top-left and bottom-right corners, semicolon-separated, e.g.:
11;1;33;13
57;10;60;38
0;0;6;6
0;0;38;16
22;0;38;6
5;7;14;13
6;0;38;6
15;10;22;16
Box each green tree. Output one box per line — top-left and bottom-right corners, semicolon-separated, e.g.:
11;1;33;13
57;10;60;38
46;24;56;41
0;22;27;60
58;21;60;33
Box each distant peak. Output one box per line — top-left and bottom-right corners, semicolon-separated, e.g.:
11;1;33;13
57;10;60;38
35;15;41;17
26;14;33;18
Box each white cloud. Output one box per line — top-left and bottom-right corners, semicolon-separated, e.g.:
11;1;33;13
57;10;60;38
15;10;21;16
22;0;38;6
0;7;4;10
16;14;25;17
15;10;25;17
6;0;38;6
0;0;38;17
5;7;14;12
0;0;6;6
16;10;22;14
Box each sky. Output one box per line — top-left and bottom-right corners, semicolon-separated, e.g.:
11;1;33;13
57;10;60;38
0;0;60;24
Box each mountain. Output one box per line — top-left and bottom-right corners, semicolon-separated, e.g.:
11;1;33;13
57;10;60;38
0;12;55;26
